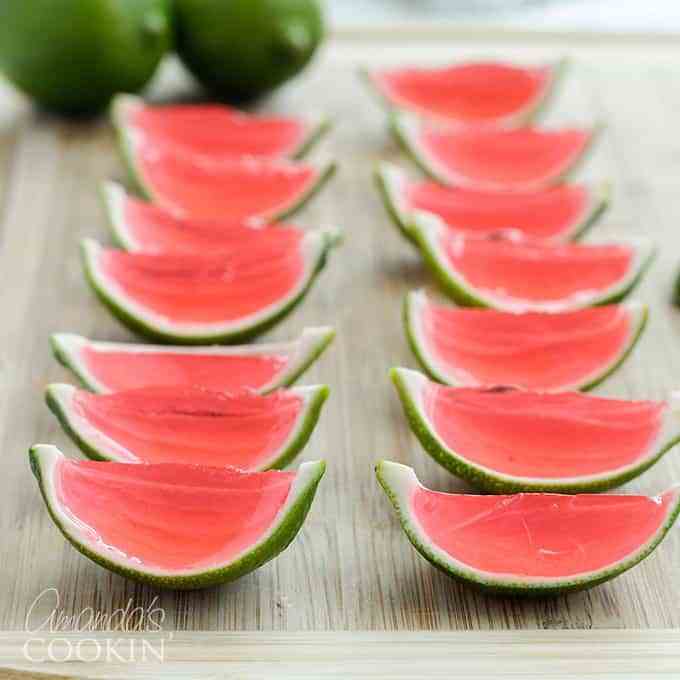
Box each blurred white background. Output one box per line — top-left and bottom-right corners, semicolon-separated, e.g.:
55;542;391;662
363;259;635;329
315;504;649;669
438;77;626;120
329;0;680;33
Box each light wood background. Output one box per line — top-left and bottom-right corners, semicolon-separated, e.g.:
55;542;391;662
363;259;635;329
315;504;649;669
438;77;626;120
1;34;680;636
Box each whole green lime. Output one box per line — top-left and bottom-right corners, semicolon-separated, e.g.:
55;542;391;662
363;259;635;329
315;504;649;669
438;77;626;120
0;0;172;115
174;0;323;101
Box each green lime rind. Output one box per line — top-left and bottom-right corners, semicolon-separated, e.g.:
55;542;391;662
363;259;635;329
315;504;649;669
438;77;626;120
361;58;567;128
49;335;95;392
389;112;441;184
672;267;680;307
80;232;340;345
373;162;416;244
110;95;153;199
45;387;112;463
357;66;383;109
390;110;605;189
375;459;680;597
402;292;449;386
29;445;326;590
523;56;568;127
274;161;338;221
271;328;336;393
568;180;611;241
553;119;606;187
290;115;333;160
265;385;329;469
45;383;329;470
390;367;680;493
403;291;649;392
409;218;485;308
409;217;656;310
577;304;648;392
98;181;135;250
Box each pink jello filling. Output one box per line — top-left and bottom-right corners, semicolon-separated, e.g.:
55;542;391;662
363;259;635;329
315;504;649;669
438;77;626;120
137;147;318;220
72;386;303;468
424;384;664;478
82;346;289;393
422;302;633;391
99;233;304;323
131;104;305;160
412;486;674;578
122;196;282;253
443;235;633;304
422;127;590;188
405;181;589;240
56;458;294;571
375;63;550;124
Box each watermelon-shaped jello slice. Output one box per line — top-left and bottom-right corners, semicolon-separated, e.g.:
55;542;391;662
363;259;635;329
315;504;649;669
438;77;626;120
46;384;328;470
412;217;654;313
404;290;646;392
101;181;278;253
392;112;599;191
112;94;330;162
391;368;680;493
365;60;565;128
30;445;325;589
81;227;340;344
376;460;680;596
122;141;335;221
375;162;609;244
50;327;334;394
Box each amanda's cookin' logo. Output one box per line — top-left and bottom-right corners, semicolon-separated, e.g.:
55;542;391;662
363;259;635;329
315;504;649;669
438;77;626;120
23;587;171;663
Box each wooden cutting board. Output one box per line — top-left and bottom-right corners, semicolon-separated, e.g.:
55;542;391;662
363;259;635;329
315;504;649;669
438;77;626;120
1;29;680;650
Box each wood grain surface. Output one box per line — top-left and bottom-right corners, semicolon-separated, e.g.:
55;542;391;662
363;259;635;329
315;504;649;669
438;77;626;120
1;36;680;635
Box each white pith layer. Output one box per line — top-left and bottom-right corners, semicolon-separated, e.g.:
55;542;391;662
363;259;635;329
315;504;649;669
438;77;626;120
379;460;680;587
47;383;325;469
377;162;410;228
33;445;323;578
394;367;678;488
412;215;653;314
100;180;138;251
406;289;646;392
